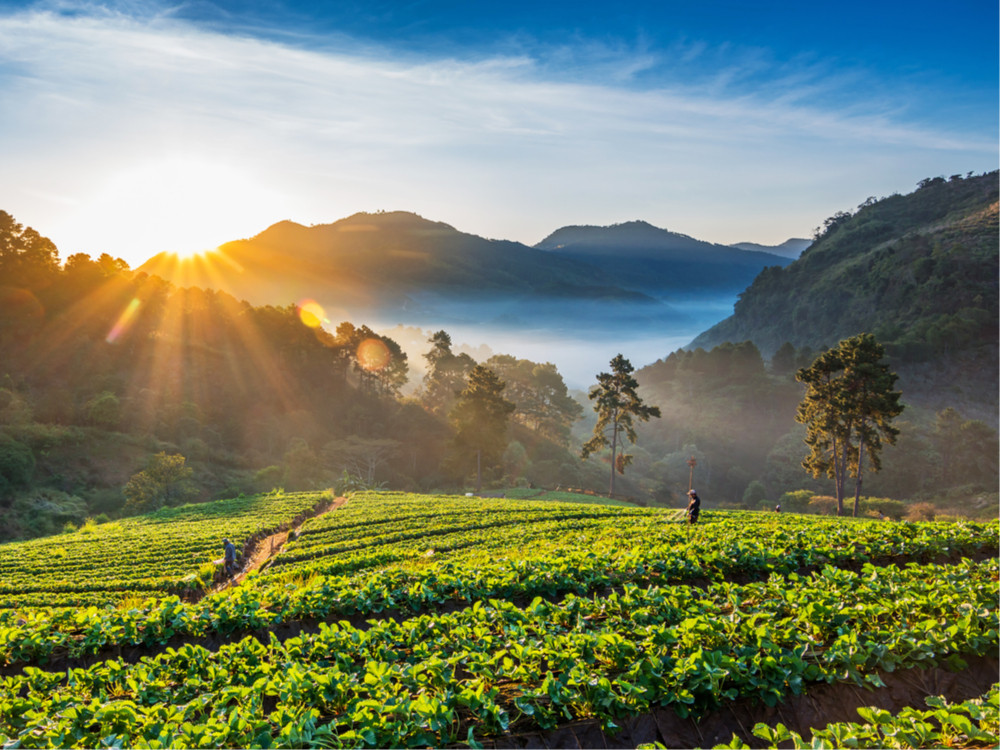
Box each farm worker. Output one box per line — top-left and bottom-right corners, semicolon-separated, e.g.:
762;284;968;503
685;489;701;524
223;538;237;575
775;503;781;512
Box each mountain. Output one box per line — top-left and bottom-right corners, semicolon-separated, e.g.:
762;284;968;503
730;238;812;259
137;212;791;340
140;211;647;307
689;171;999;421
534;220;792;298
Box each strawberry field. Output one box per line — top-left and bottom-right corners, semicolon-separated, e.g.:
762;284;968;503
0;491;996;748
0;491;329;609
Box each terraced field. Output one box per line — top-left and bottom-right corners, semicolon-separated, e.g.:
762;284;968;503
0;491;996;748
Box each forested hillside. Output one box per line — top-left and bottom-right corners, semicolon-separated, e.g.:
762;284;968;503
0;212;598;540
627;340;998;516
690;171;998;422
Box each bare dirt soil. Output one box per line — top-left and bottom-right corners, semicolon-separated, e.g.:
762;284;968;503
213;495;348;591
480;654;999;749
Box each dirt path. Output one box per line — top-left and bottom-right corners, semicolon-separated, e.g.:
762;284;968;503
215;495;347;592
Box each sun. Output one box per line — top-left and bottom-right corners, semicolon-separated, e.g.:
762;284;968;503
68;156;282;267
171;245;211;260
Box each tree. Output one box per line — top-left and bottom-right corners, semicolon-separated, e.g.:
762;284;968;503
449;365;515;492
123;452;198;514
581;354;661;497
422;330;476;415
795;334;903;516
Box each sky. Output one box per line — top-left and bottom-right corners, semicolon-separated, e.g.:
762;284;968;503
0;0;996;269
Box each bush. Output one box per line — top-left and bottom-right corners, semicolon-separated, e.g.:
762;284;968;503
778;489;815;513
807;495;839;515
85;391;120;429
0;433;35;497
906;501;937;521
859;496;906;520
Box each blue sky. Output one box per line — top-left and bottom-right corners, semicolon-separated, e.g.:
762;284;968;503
0;0;996;268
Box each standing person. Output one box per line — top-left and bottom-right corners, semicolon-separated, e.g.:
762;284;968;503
775;503;781;513
223;538;237;576
685;489;701;524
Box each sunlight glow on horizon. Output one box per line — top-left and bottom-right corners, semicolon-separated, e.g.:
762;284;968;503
1;5;994;270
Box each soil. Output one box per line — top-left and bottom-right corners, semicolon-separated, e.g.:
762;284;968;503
479;654;1000;749
212;495;348;591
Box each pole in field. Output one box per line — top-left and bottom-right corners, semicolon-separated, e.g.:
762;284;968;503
686;455;697;491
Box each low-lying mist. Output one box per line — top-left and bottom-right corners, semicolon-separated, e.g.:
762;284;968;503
365;293;739;390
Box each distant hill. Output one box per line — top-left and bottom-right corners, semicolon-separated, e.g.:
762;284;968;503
730;238;811;259
137;211;791;337
139;211;650;312
534;220;791;298
690;172;999;421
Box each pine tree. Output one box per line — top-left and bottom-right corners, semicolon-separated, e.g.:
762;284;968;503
449;365;515;492
581;354;661;497
795;334;903;516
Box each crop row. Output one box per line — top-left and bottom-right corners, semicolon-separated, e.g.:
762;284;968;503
0;491;330;605
716;684;999;749
1;505;995;665
0;558;995;748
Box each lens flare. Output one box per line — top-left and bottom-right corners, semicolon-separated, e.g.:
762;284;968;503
297;299;327;328
357;337;391;372
106;298;141;343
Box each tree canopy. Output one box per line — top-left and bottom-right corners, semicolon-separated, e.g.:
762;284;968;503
795;334;903;516
581;354;661;497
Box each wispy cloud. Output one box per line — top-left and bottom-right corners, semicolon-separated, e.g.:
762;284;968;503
0;3;994;265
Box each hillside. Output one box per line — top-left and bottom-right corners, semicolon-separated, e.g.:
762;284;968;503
534;220;792;298
689;172;999;420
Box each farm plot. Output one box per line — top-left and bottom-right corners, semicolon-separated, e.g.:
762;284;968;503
0;491;330;609
0;491;996;748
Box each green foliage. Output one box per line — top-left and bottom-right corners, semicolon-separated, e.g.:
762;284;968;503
582;354;661;496
796;334;903;515
778;490;815;513
719;685;1000;749
123;452;198;514
0;492;996;748
448;365;516;490
84;391;120;429
3;488;87;538
858;496;906;520
0;433;34;497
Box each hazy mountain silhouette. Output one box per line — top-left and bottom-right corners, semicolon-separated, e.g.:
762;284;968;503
730;238;811;259
137;211;791;337
534;220;791;298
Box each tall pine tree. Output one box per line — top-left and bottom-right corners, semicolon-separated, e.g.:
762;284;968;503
449;365;515;492
581;354;661;497
796;334;903;516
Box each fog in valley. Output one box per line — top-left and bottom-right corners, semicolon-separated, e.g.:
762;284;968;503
368;294;739;390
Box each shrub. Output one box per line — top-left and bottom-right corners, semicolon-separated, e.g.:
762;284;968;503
0;434;35;497
859;496;906;520
906;501;937;521
778;489;815;513
807;495;839;515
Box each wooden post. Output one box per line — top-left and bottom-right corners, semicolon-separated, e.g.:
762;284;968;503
686;456;697;491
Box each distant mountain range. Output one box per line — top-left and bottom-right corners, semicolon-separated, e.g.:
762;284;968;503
730;238;811;259
138;213;793;334
535;220;793;298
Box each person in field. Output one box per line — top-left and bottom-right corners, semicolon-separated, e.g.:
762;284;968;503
223;538;237;576
685;489;701;524
775;503;781;512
